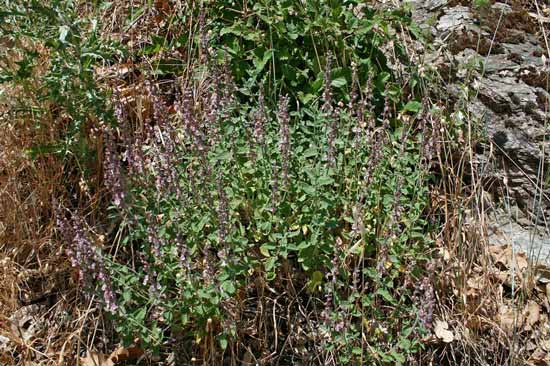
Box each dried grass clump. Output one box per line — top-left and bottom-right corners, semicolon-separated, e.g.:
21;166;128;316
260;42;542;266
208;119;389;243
423;108;550;365
0;39;109;366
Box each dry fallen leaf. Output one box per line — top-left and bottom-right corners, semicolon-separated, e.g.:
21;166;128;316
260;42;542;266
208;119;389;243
524;301;541;331
489;245;528;272
109;346;145;363
80;351;114;366
529;347;550;365
434;320;454;343
498;304;523;333
467;276;484;290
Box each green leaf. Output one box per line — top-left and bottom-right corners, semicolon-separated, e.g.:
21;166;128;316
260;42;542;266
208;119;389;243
390;349;406;364
331;76;347;88
252;49;274;75
193;216;209;233
122;290;131;302
219;336;228;350
303;147;318;158
301;184;316;196
298;93;316;105
259;244;271;257
376;288;395;303
401;100;422;113
317;176;334;186
221;281;236;295
307;270;323;291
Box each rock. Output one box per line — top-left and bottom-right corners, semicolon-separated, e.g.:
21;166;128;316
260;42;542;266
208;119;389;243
436;6;474;33
478;76;540;114
410;0;550;254
488;212;550;264
410;0;448;23
501;41;545;68
9;304;44;342
491;2;513;15
483;54;520;73
424;0;449;12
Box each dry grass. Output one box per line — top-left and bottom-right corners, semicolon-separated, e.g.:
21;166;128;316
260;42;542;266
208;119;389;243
0;33;110;366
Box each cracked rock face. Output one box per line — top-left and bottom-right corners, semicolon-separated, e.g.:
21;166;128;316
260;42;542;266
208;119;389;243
410;0;550;260
436;6;474;33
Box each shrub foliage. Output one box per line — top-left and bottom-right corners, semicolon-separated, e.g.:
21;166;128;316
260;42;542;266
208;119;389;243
3;1;438;364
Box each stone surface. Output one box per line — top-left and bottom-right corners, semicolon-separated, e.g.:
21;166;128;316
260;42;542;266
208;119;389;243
410;1;550;257
488;212;549;264
436;6;474;33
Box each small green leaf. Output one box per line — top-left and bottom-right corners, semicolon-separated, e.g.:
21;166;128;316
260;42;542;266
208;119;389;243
303;147;318;158
402;100;422;113
221;281;236;295
376;288;395;303
317;176;334;186
219;336;228;350
331;76;347;88
308;270;323;291
259;244;271;257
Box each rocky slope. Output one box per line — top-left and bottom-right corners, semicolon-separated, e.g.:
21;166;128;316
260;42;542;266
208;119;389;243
411;0;550;260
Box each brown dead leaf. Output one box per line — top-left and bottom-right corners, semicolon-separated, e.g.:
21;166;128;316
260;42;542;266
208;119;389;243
524;301;541;331
535;265;550;284
465;315;483;330
80;351;114;366
490;267;510;283
109;346;145;363
529;347;550;365
434;320;454;343
467;276;484;290
489;245;528;272
498;304;523;333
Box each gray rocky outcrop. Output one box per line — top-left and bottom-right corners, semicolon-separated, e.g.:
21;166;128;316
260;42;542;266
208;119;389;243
410;1;550;260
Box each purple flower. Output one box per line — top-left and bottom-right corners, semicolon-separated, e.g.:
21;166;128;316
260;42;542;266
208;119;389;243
270;164;279;213
322;52;334;115
382;94;391;130
55;206;117;313
217;172;229;249
220;57;236;115
414;276;435;330
363;129;383;186
253;88;267;146
176;88;208;155
103;128;125;207
278;95;290;187
175;233;191;272
144;82;181;197
348;62;359;113
146;213;164;258
363;75;375;146
140;253;161;296
392;176;404;226
198;6;209;64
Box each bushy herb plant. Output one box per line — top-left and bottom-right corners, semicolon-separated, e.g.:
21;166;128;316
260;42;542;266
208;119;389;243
51;1;439;364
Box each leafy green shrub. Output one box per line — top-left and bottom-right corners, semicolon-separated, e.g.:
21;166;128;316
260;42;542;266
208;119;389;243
0;0;121;167
210;0;424;106
53;1;437;364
